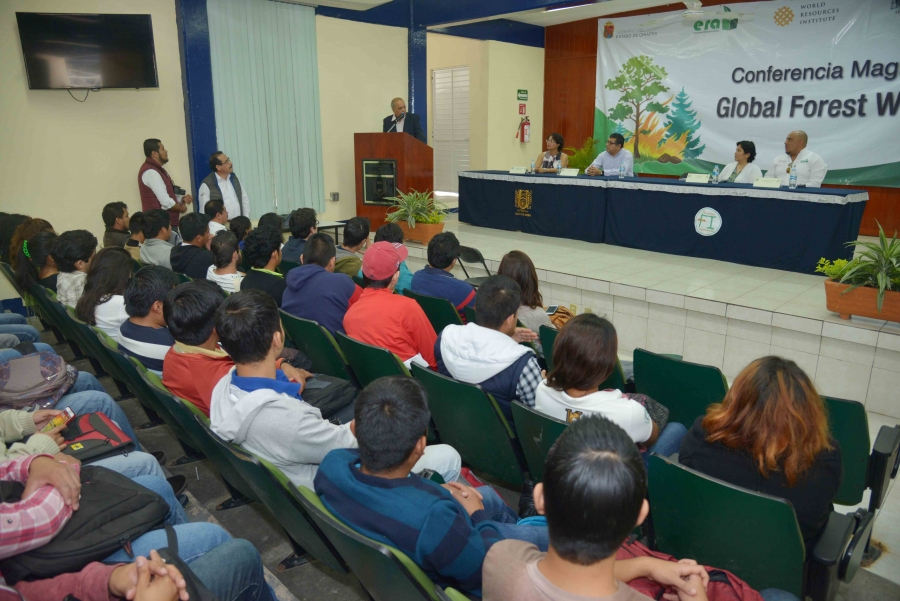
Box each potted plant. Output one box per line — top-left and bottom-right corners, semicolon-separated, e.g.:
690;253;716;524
563;137;600;174
816;223;900;322
384;189;448;245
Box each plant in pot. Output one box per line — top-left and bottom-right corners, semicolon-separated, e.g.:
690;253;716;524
816;222;900;322
384;189;449;245
563;137;601;174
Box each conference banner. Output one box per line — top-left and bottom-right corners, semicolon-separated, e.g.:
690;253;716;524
594;0;900;187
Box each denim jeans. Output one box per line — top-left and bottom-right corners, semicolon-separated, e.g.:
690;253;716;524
475;485;549;551
129;474;188;525
0;342;55;361
189;539;278;601
103;522;232;564
92;451;164;480
413;444;462;484
642;422;688;467
760;589;801;601
0;334;20;349
0;313;40;343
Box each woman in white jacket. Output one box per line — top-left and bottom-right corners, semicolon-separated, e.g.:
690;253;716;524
719;141;763;184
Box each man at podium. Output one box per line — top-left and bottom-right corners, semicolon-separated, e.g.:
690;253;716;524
383;97;427;144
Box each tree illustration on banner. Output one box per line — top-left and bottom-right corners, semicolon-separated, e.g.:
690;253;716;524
605;56;669;159
661;87;706;159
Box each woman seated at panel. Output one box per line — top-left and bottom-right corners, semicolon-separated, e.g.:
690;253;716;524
718;140;763;183
679;356;841;552
498;250;554;358
534;314;687;462
534;133;569;173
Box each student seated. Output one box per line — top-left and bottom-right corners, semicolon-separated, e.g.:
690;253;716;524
139;209;175;269
282;233;362;334
10;218;54;272
315;376;548;596
436;275;540;421
357;223;413;293
534;314;687;462
206;231;245;293
52;230;97;307
170;212;214;279
679;356;841;552
282;207;316;264
229;215;253;250
124;211;145;261
102;202;132;248
333;217;370;277
210;290;461;489
498;250;555;357
118;266;179;374
483;415;710;601
239;226;287;307
204;199;229;236
15;231;59;293
343;242;438;369
410;232;475;316
256;212;285;247
75;247;133;342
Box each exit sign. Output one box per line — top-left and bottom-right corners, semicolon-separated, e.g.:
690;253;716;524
517;89;528;101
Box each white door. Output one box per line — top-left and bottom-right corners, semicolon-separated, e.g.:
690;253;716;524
432;67;470;194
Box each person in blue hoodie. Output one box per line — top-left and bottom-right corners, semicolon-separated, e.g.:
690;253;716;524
282;233;362;334
410;232;475;318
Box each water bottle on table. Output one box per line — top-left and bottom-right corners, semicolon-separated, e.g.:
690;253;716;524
711;165;720;184
554;159;561;174
789;171;798;189
530;160;535;174
618;167;625;179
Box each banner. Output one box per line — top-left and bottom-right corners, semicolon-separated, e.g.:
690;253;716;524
594;0;900;187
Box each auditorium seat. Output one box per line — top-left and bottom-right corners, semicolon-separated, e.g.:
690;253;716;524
541;324;628;390
457;245;491;288
403;288;464;334
510;401;568;482
278;260;300;275
280;310;358;386
335;332;410;388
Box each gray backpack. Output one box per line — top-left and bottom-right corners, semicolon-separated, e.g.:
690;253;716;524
0;351;78;410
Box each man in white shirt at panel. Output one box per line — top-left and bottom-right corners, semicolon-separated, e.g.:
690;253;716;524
767;130;828;187
198;151;250;220
138;139;191;233
585;133;634;177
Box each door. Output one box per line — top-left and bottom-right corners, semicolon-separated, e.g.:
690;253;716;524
432;67;470;194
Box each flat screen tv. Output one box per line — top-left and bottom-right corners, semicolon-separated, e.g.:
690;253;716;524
16;13;158;90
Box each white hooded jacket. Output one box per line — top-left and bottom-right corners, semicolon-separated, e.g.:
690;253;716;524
439;323;531;383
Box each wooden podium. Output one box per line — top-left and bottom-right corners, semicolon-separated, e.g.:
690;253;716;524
354;133;433;229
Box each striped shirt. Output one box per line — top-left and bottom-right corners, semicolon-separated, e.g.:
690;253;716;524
118;320;175;374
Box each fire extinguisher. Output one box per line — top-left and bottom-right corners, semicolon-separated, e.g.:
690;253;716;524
516;116;530;143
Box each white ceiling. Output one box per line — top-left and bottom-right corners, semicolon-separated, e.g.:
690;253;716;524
508;0;680;27
276;0;392;11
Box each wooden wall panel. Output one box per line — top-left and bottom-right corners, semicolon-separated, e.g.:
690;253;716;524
542;1;900;237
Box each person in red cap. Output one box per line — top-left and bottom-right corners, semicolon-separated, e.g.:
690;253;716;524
343;241;438;369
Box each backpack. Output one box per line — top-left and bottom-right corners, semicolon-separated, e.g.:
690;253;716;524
156;525;219;601
0;466;169;584
0;352;77;410
61;413;136;463
617;538;764;601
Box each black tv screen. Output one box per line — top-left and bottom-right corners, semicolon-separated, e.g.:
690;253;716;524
16;13;158;90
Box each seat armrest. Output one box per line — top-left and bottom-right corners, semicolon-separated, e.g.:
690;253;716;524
811;512;854;566
868;425;900;512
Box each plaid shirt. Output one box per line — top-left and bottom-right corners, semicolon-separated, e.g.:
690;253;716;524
514;356;543;408
0;455;73;561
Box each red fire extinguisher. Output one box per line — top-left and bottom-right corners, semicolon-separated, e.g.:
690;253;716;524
516;116;530;143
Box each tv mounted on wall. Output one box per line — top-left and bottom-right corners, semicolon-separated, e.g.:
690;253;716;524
16;13;158;90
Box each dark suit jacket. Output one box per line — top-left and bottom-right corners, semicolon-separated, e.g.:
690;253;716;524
383;112;427;144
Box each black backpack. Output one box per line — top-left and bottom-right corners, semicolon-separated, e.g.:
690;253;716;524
0;466;169;584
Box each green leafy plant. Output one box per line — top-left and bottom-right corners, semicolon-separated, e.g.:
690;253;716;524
563;137;601;174
384;189;448;228
820;222;900;312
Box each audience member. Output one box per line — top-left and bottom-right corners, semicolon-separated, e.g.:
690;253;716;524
140;209;175;269
240;227;287;307
357;223;413;293
124;211;145;261
230;215;253;250
257;213;284;246
282;233;361;334
75;247;134;341
436;275;539;421
138;138;189;229
0;214;28;264
0;312;40;349
14;231;58;292
343;241;437;368
483;415;710;601
170;212;214;279
410;232;475;317
10;217;54;271
119;266;179;373
282;208;317;263
207;231;244;293
52;230;97;307
211;291;460;488
334;217;370;276
679;356;841;551
204;199;229;236
498;250;554;357
315;376;547;596
102;202;131;248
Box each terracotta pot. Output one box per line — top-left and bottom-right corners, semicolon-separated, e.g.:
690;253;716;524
824;279;900;322
395;221;445;245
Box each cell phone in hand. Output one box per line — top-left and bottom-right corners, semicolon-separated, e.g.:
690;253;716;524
545;305;559;316
40;407;75;433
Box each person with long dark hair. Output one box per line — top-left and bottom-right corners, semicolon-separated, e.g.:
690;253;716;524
10;218;54;270
75;247;134;341
14;231;59;292
498;250;554;357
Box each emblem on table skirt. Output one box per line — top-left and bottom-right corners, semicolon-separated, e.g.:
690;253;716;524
695;207;722;236
514;189;533;217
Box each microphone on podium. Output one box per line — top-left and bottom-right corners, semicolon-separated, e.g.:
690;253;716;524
387;112;406;133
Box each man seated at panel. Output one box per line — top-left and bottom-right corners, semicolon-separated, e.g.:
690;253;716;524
409;232;476;318
282;208;317;264
585;133;634;177
315;376;548;596
118;266;179;374
767;130;827;187
282;233;362;335
210;291;461;489
170;212;215;280
102;202;131;248
239;227;287;307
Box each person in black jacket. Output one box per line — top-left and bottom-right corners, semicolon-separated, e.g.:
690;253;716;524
383;98;427;144
679;356;841;552
239;226;287;307
170;212;214;279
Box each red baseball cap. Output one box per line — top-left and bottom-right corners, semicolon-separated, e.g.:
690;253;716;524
362;241;409;280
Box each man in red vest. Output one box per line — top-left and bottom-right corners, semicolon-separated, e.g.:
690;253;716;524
138;139;192;232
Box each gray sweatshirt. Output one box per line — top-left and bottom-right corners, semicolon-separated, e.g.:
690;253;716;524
210;370;356;490
140;238;174;269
